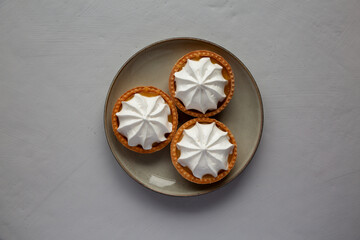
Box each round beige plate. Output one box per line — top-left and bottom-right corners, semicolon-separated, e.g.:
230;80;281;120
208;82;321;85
104;38;263;196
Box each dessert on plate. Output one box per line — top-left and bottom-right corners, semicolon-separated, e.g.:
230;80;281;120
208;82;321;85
112;86;178;153
170;118;237;184
169;50;235;117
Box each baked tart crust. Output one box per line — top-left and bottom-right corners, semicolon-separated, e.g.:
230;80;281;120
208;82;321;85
112;86;178;154
169;50;235;117
170;118;237;184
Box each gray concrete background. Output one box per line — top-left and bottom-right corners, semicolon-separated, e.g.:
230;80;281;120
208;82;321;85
1;0;359;239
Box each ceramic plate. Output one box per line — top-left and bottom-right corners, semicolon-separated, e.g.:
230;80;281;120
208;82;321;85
104;38;263;196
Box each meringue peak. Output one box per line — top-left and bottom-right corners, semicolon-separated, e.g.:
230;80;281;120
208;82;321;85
174;57;227;114
116;93;172;150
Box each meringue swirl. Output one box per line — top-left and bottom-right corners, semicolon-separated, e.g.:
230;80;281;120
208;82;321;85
174;57;228;114
116;93;172;150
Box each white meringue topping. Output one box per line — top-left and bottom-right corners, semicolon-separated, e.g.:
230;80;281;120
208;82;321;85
116;93;172;150
176;122;234;178
174;57;228;114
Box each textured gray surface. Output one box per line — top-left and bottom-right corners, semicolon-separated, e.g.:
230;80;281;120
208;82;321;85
1;0;360;239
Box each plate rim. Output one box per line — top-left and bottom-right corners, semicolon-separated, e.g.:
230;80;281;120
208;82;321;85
103;37;264;197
